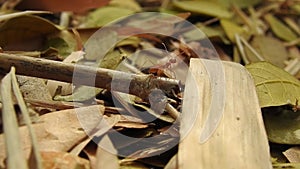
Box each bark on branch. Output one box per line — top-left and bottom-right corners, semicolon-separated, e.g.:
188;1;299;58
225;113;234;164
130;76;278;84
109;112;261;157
0;53;182;100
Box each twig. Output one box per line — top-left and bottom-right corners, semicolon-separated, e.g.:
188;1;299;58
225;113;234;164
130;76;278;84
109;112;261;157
239;36;265;61
235;34;249;64
0;53;181;101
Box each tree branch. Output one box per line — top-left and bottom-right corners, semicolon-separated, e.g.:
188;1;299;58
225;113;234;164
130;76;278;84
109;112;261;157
0;53;182;100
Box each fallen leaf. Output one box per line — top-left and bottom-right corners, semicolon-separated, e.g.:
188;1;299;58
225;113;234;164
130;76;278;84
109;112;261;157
16;0;110;13
212;0;262;8
263;108;300;144
220;19;246;43
119;161;148;169
273;163;300;168
0;11;50;22
264;14;298;43
17;76;52;102
41;151;90;169
172;0;232;18
245;35;288;68
109;0;142;12
83;6;136;28
84;28;118;61
94;135;119;169
246;62;300;107
0;105;106;167
0;15;60;51
283;146;300;162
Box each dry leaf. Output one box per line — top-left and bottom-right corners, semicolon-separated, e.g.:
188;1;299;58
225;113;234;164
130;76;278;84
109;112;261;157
0;105;106;167
0;15;60;51
16;0;110;13
172;0;232;18
41;151;90;169
94;135;119;169
283;146;300;162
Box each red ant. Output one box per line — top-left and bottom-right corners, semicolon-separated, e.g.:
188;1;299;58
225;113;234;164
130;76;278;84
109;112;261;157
147;43;178;78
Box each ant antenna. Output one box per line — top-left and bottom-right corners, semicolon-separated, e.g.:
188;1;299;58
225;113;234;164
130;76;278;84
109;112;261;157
161;42;169;55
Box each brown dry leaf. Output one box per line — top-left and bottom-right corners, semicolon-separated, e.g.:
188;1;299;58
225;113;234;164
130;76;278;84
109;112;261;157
0;15;60;51
70;113;121;156
17;76;52;102
119;160;148;169
81;135;119;169
179;59;272;169
0;105;105;167
16;0;110;13
0;11;51;22
283;146;300;163
41;151;90;169
94;135;119;169
115;122;149;129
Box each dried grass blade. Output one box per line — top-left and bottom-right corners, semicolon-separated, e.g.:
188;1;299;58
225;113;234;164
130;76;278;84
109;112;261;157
10;67;43;169
0;67;28;169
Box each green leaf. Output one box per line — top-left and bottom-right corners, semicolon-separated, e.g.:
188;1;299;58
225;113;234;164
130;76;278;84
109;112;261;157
291;4;300;14
273;163;300;169
100;49;124;69
220;19;246;43
84;29;118;61
109;0;142;12
54;86;102;102
172;0;232;18
246;62;300;108
116;36;141;48
84;6;136;28
45;37;72;58
263;108;300;144
264;14;298;42
245;35;288;68
211;0;262;8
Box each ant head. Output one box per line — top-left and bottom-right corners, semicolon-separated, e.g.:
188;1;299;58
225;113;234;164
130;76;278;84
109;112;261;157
169;58;176;63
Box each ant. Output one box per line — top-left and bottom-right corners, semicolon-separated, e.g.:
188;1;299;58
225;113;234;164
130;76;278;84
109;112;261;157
147;43;178;78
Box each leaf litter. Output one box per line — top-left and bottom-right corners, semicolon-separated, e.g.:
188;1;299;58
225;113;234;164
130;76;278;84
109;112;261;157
0;0;299;168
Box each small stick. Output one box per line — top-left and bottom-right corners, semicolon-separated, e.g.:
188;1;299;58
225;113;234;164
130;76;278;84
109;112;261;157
0;53;181;101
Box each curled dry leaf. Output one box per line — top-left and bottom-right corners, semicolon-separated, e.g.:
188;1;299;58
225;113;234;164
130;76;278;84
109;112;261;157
0;15;60;51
